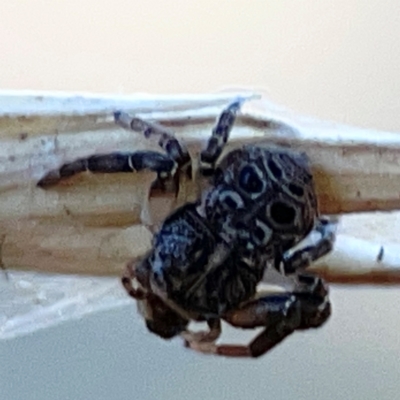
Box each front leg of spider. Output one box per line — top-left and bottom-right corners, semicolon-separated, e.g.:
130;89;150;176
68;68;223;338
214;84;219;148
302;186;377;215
184;275;330;358
281;216;338;274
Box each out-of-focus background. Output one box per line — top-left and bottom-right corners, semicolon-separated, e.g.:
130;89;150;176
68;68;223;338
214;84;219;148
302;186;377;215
1;1;400;400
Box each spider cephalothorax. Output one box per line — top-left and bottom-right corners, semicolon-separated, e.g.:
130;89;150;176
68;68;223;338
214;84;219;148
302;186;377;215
38;97;336;357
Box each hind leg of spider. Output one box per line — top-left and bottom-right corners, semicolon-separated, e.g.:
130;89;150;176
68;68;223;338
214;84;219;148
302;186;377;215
199;97;250;177
37;150;177;191
281;215;338;274
185;275;330;358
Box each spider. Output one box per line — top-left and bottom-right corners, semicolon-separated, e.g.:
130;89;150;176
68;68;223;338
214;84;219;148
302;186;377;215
38;98;336;358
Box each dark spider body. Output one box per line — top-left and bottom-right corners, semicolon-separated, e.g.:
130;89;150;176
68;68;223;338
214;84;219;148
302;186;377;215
136;145;318;319
38;97;336;357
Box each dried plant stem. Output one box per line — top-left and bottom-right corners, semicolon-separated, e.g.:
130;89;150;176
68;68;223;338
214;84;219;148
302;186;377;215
0;89;400;283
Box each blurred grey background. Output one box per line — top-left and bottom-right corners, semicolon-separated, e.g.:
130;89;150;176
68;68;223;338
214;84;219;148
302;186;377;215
1;1;400;399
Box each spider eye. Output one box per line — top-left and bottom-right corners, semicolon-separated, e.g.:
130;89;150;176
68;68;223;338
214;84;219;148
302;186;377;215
238;165;264;194
269;202;296;225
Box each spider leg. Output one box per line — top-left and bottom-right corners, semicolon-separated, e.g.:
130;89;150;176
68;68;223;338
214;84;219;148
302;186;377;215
114;111;192;176
199;97;248;177
281;216;338;274
121;259;147;300
289;273;331;329
37;151;176;188
116;111;195;197
181;318;222;345
185;275;330;358
38;111;191;194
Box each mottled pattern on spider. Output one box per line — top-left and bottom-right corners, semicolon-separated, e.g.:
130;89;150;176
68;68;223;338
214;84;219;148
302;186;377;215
38;98;336;358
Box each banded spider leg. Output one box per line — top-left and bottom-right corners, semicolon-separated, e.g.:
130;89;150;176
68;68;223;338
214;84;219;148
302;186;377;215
281;215;338;274
38;97;251;193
